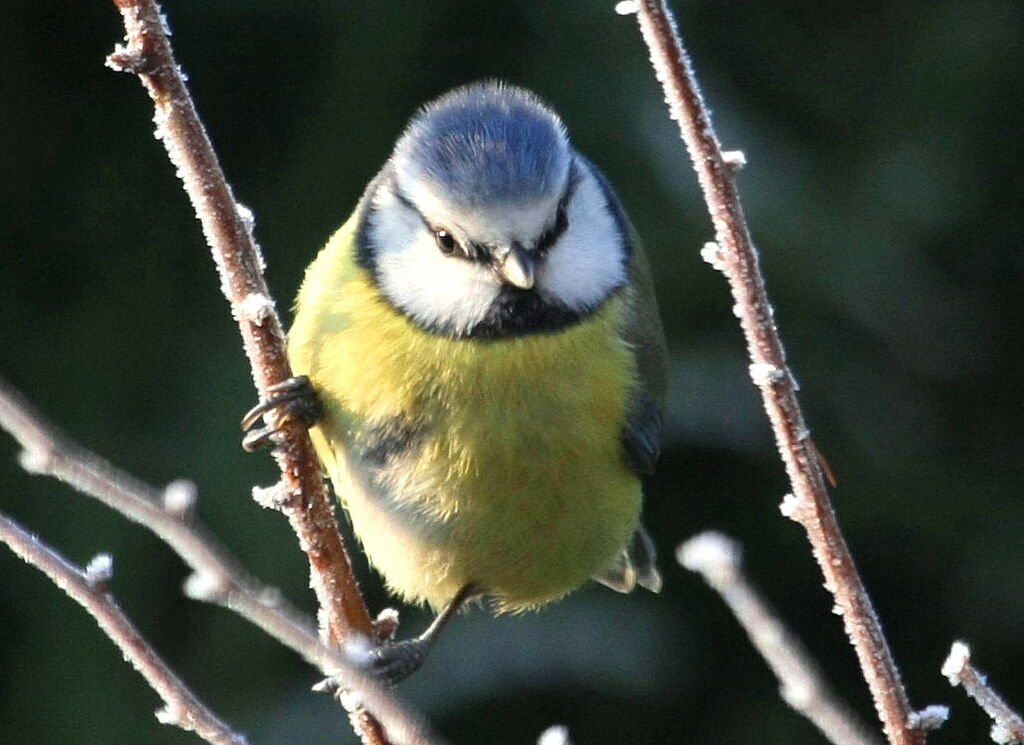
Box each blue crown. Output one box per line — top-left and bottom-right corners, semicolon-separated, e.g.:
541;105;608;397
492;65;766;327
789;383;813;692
394;82;571;208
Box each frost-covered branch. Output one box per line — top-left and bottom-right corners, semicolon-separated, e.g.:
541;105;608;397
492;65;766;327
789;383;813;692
624;3;926;745
943;642;1024;745
680;532;890;745
105;0;372;646
0;375;441;745
0;511;249;745
0;375;314;650
103;1;386;742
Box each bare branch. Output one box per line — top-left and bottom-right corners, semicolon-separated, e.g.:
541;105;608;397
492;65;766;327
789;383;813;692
679;532;889;745
0;376;443;745
103;2;385;741
943;642;1024;744
626;3;923;744
0;375;313;648
0;511;249;745
105;0;372;647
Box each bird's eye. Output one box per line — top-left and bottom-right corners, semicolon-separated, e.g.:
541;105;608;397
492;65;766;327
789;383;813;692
434;229;459;256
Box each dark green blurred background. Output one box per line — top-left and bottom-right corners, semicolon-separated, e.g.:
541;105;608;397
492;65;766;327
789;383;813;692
2;2;1021;743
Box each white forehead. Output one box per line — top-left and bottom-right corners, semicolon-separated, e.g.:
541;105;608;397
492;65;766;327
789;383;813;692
397;176;558;247
367;157;628;336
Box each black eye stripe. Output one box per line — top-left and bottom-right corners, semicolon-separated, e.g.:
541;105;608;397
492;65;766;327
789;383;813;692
389;157;581;260
538;204;568;252
535;158;579;253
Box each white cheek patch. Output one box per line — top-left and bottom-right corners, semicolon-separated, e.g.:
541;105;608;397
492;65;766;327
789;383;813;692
370;188;501;335
537;165;628;312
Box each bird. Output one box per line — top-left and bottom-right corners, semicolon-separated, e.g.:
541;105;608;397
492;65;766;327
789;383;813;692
244;82;667;681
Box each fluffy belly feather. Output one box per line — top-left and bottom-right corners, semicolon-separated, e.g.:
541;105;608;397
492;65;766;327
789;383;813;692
326;374;642;611
293;262;641;611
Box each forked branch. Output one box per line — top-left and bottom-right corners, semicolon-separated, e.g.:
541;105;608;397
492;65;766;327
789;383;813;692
626;2;927;744
0;375;441;745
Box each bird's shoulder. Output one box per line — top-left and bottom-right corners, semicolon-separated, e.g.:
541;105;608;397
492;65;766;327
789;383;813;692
618;213;669;477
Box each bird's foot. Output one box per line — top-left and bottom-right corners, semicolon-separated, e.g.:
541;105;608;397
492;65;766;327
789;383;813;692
311;636;432;693
241;375;323;451
355;609;430;686
313;587;477;690
364;637;432;686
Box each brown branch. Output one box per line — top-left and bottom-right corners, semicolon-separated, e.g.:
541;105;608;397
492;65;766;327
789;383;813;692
0;375;443;745
943;642;1024;744
103;2;385;742
680;532;888;745
105;0;371;645
0;511;249;745
626;3;924;744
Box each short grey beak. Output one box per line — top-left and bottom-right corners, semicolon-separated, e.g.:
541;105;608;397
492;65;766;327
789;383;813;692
496;243;535;290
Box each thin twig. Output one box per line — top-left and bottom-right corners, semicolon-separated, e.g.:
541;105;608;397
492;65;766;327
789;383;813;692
0;376;442;745
0;511;249;745
0;375;314;652
103;2;383;743
626;3;924;744
105;0;372;646
679;532;890;745
943;642;1024;745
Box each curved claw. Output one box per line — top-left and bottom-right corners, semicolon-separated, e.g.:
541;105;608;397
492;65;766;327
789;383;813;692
314;585;478;689
241;376;323;451
241;425;277;452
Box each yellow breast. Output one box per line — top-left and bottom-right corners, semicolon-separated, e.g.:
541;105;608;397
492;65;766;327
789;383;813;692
288;219;642;611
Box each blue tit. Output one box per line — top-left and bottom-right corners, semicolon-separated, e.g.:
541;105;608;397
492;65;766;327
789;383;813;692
251;81;667;678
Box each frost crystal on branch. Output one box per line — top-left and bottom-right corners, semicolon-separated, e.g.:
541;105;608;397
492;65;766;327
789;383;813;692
237;293;275;326
677;531;741;586
749;362;784;386
537;724;574;745
17;443;53;475
907;706;950;731
722;150;747;171
85;553;114;587
700;241;725;271
163;479;197;516
941;641;970;685
251;482;289;511
184;571;226;602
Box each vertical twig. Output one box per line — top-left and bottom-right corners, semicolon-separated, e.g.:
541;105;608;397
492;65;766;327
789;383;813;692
103;2;385;743
104;0;372;648
626;3;924;744
0;512;249;745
